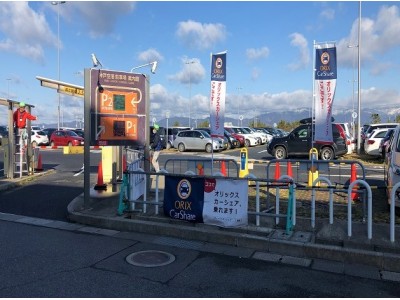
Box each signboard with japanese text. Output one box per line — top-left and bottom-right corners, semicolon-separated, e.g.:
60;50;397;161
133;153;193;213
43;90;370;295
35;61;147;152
203;178;248;227
163;176;248;227
89;69;148;146
314;43;337;144
209;52;226;139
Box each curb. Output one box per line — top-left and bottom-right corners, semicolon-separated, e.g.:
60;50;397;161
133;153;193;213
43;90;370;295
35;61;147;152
67;193;400;273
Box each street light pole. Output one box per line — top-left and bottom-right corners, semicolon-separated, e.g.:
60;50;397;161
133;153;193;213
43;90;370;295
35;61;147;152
237;87;242;126
185;60;195;128
357;1;362;154
6;78;11;99
52;1;66;130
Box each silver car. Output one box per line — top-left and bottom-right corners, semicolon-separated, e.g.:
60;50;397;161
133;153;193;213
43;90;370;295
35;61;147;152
173;130;223;153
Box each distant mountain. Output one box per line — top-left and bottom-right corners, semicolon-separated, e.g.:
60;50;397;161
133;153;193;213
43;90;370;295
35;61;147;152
156;107;399;128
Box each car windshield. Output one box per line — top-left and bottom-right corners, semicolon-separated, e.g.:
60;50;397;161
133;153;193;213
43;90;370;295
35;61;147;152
199;130;211;138
67;131;79;137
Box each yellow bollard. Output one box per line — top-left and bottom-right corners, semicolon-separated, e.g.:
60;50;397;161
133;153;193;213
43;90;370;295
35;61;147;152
308;148;319;187
239;148;249;178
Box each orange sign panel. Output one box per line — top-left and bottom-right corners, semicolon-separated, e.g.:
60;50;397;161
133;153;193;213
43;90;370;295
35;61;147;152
98;116;138;141
98;88;141;115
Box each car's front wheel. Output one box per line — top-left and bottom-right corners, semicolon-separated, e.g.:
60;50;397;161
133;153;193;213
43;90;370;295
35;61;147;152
274;146;286;159
245;139;250;147
178;143;185;152
205;143;212;153
320;147;334;160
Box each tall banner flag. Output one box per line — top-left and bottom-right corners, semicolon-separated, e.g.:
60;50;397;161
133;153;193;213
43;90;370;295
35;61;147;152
314;43;337;144
209;52;226;139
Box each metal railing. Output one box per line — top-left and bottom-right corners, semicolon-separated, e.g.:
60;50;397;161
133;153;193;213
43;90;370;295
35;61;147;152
119;157;398;242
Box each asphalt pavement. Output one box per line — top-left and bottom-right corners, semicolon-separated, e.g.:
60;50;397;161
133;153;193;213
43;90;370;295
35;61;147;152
2;168;400;283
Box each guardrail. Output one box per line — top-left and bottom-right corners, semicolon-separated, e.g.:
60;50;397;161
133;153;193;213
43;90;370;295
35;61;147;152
120;158;398;242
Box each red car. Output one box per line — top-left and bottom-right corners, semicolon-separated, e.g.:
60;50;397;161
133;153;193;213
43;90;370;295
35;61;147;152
50;130;84;147
224;127;245;147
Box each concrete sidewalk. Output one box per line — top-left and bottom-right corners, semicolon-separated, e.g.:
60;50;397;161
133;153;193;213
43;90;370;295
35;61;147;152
66;184;400;274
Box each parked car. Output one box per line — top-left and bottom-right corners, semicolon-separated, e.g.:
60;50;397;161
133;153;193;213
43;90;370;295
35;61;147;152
224;127;246;147
194;128;229;150
165;127;190;149
243;127;268;145
253;128;274;143
362;123;398;152
379;128;395;160
385;125;400;208
224;129;240;149
49;130;84;147
364;128;389;156
30;129;49;147
42;128;58;141
267;119;348;160
71;129;84;138
224;126;259;147
173;129;223;153
0;125;8;145
334;122;355;154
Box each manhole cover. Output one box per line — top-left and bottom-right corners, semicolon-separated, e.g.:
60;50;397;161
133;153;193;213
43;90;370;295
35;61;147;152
126;250;175;267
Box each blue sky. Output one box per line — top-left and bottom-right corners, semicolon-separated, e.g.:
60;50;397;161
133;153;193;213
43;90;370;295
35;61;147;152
0;1;399;126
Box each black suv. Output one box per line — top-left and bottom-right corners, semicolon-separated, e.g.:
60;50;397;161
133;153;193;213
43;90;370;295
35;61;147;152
267;119;348;160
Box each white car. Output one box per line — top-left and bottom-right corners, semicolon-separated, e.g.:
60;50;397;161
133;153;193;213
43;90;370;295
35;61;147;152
31;129;49;147
364;128;389;156
225;127;259;147
243;127;268;145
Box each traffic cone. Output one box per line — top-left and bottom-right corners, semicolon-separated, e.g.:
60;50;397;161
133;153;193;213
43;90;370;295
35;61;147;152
197;163;204;175
94;161;107;190
274;161;281;181
287;161;293;178
221;161;227;176
35;154;43;171
350;163;358;201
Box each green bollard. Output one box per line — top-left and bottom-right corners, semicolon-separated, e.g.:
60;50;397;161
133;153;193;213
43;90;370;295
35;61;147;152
286;183;294;235
117;172;130;216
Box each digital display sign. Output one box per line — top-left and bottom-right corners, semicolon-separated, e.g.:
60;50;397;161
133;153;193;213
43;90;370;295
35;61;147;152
89;69;147;146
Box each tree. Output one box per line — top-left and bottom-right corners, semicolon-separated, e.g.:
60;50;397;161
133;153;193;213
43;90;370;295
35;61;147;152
173;121;180;126
370;113;381;124
396;115;400;123
198;120;210;128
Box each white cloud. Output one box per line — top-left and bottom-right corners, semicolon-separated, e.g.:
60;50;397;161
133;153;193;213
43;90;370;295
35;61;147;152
320;8;335;20
287;33;310;71
337;5;400;69
175;19;226;50
137;48;164;64
168;57;206;85
0;2;56;62
246;47;270;60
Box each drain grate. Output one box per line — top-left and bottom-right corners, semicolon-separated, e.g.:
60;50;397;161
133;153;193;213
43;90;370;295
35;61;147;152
126;250;175;267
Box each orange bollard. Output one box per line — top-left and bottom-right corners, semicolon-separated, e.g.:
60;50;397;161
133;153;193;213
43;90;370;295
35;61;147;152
35;154;44;171
221;161;227;176
350;163;358;201
94;161;107;190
